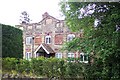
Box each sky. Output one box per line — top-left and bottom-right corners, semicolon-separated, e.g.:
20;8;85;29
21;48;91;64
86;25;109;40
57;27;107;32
0;0;64;26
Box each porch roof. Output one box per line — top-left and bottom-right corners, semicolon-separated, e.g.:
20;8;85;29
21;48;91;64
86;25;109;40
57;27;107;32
34;43;55;54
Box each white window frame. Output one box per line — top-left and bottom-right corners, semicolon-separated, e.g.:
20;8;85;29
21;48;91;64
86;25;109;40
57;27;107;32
67;53;74;58
67;34;75;42
80;53;88;63
56;23;60;27
26;37;32;45
26;52;31;60
94;19;100;27
45;35;51;44
27;26;32;30
55;53;62;58
36;25;41;30
67;53;75;62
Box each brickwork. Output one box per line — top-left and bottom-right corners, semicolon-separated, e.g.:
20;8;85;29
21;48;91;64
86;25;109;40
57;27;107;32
55;34;63;45
16;12;83;59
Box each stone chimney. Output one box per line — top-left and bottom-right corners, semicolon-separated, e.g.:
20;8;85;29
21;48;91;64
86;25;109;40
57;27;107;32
42;12;49;19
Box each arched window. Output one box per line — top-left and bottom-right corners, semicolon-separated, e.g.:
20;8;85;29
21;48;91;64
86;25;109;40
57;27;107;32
80;53;88;63
45;35;51;44
67;34;75;42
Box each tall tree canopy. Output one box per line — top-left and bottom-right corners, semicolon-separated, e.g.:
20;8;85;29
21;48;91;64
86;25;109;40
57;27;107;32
60;1;120;78
1;24;23;58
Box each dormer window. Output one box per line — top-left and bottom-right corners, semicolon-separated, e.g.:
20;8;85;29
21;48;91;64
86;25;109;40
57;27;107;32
67;34;75;42
45;35;51;44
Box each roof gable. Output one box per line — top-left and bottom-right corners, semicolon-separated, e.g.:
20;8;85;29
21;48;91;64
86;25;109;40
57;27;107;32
39;12;64;24
34;43;55;54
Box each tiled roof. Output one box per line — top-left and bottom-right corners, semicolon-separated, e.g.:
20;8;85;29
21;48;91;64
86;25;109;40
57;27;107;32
42;43;55;54
16;12;64;27
39;12;64;23
34;43;55;54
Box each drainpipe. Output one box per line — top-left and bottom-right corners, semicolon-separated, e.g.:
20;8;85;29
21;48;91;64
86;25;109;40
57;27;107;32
32;36;34;58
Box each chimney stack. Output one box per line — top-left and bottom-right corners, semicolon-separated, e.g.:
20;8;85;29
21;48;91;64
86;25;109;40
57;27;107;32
42;12;49;19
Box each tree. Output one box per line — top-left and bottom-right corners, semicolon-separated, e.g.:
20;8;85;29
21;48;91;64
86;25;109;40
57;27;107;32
20;11;31;24
60;1;120;78
2;24;23;58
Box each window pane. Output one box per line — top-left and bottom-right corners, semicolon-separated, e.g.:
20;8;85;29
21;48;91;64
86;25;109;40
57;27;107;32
26;52;31;60
45;36;51;44
29;53;31;58
46;38;48;44
71;54;74;58
36;25;41;30
68;53;74;58
68;53;71;58
28;26;32;30
80;54;83;61
67;34;75;42
56;53;62;58
84;55;88;61
26;53;29;60
49;37;51;43
26;37;32;45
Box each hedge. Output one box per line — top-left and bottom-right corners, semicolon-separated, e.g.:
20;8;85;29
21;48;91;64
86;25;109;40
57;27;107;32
2;57;120;79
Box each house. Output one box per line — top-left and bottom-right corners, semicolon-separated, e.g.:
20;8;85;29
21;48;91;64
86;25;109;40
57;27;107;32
16;12;88;63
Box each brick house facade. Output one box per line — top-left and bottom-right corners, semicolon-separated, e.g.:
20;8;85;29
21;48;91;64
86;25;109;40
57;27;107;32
16;12;88;63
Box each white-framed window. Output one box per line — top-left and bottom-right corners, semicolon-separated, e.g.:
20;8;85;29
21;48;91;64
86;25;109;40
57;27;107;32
26;52;31;60
67;53;74;58
55;53;62;58
36;25;41;30
27;26;32;30
26;37;32;45
80;53;88;63
45;35;51;44
67;53;75;62
56;23;60;27
67;34;75;42
94;19;100;28
60;23;63;27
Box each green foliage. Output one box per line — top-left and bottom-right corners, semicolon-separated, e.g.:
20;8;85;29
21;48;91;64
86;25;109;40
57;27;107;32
60;1;120;79
16;59;30;74
2;57;18;72
2;57;85;78
65;62;83;78
1;23;23;58
30;57;45;76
